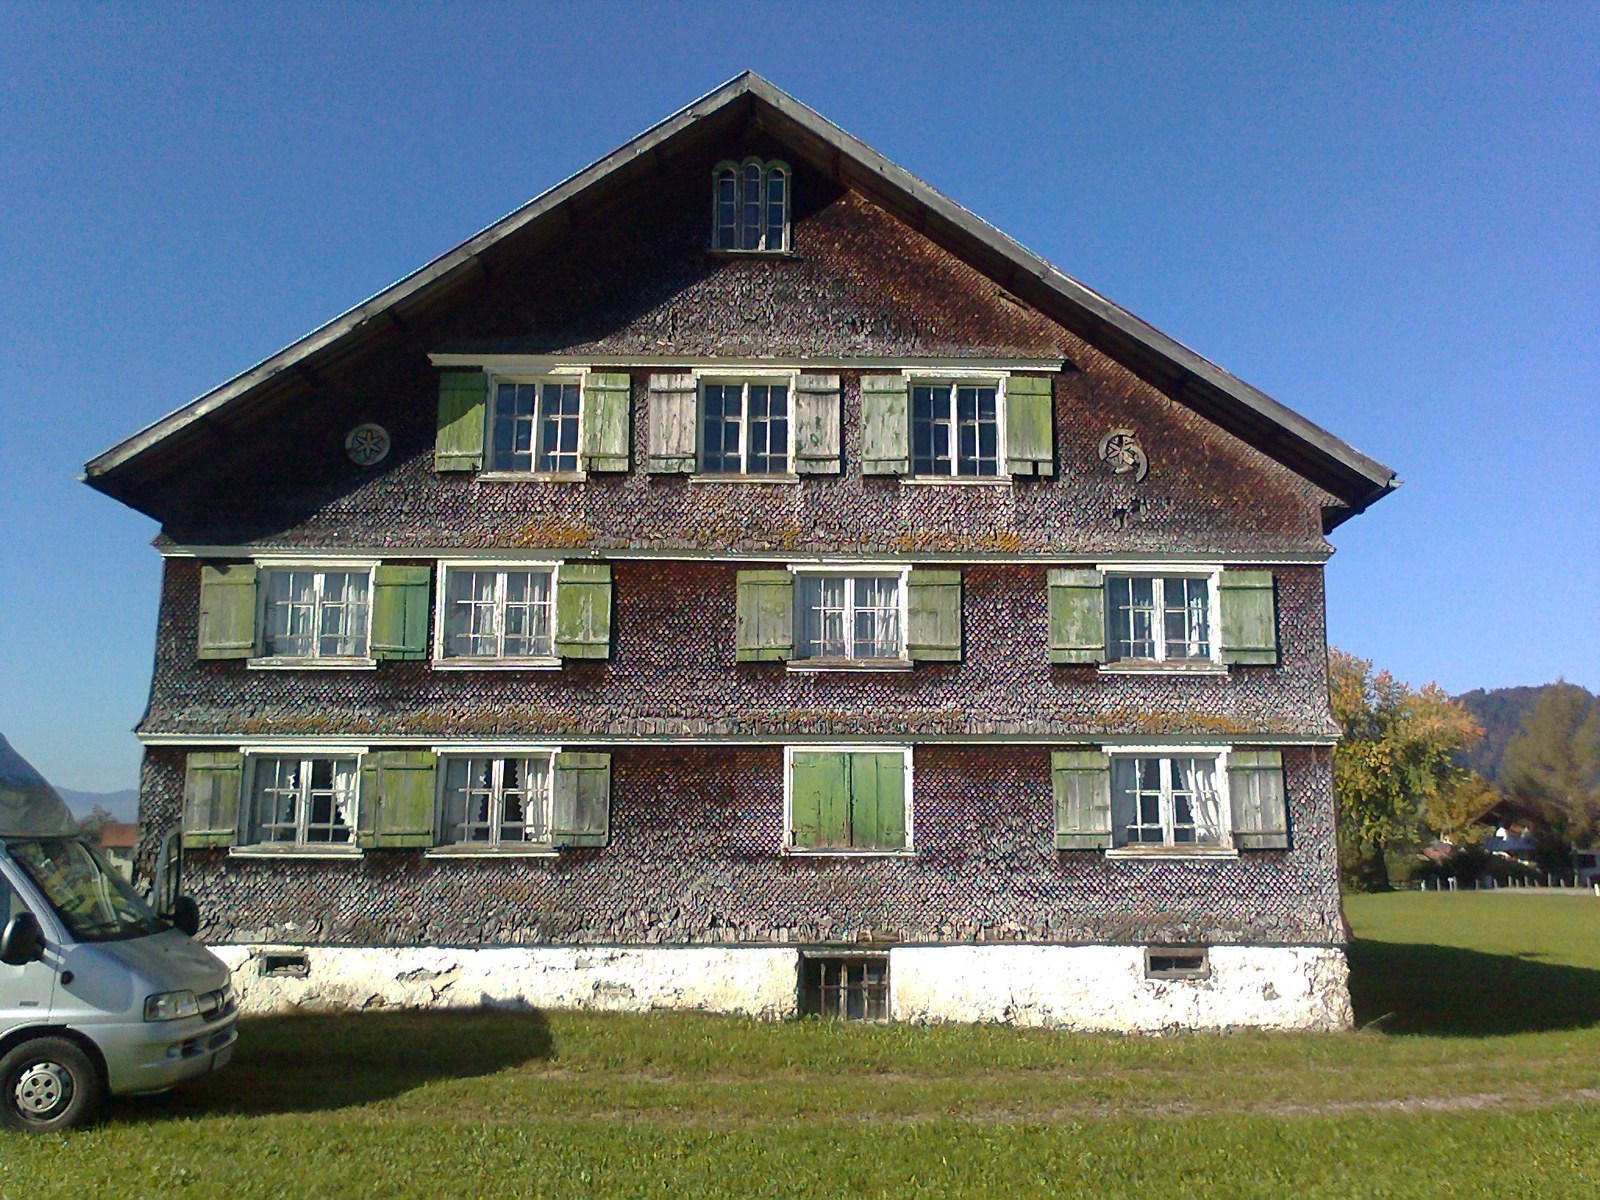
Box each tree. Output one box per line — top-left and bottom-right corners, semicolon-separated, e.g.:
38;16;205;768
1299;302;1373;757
76;804;114;840
1329;649;1483;891
1423;771;1498;847
1500;682;1600;851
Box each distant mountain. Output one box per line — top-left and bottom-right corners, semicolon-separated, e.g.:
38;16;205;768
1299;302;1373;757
1455;684;1598;783
58;788;139;823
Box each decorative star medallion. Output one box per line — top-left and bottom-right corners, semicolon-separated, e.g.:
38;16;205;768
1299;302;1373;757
345;423;391;467
1096;429;1148;483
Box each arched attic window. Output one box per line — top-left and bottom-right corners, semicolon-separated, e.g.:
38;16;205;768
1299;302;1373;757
711;158;790;252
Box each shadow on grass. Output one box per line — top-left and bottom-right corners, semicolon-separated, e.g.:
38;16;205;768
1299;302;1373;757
1349;939;1600;1036
105;1009;553;1124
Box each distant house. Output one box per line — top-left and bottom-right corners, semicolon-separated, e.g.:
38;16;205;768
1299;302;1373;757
93;821;139;880
83;73;1395;1030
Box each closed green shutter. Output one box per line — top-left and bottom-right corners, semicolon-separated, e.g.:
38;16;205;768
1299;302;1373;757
1229;749;1289;849
1048;569;1106;664
197;564;257;660
860;375;909;475
358;751;438;849
1005;375;1055;477
646;373;698;472
435;370;488;472
1053;749;1112;849
552;752;611;847
370;566;431;661
793;374;842;474
580;373;632;472
852;752;906;850
555;562;612;659
736;570;793;662
1220;570;1279;665
790;752;850;850
907;568;962;662
182;751;242;848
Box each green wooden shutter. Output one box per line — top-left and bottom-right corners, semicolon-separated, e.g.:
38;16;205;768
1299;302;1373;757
793;374;841;474
907;569;962;662
850;752;906;850
646;373;698;472
860;375;909;475
1005;375;1055;477
552;752;611;847
790;752;850;850
197;564;257;660
370;566;431;661
736;570;793;662
435;370;488;472
555;562;612;659
580;372;632;472
182;751;242;848
1052;749;1112;849
358;751;437;849
1220;570;1279;665
1048;569;1106;664
1229;749;1289;849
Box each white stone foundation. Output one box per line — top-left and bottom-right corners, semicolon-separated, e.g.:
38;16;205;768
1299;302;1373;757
213;943;1352;1032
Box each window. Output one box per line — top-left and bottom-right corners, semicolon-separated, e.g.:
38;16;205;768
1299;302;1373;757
911;382;1001;477
787;748;910;853
1107;575;1213;662
712;159;790;252
439;566;556;662
800;955;889;1020
1145;947;1209;980
259;568;371;660
794;573;905;663
489;378;581;473
246;756;359;848
438;755;554;848
1111;756;1226;849
700;380;790;474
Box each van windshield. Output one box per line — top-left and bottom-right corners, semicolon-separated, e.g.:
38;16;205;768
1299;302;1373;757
6;838;166;943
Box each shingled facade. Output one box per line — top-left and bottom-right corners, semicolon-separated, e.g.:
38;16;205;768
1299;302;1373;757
87;74;1395;1030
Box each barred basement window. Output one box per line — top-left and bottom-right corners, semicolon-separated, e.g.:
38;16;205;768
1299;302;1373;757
246;756;359;847
700;379;791;474
711;158;790;252
488;378;582;473
800;955;889;1020
259;567;372;660
911;381;1001;477
439;565;557;663
793;572;906;663
437;755;555;848
1111;756;1226;848
1145;947;1209;980
1106;574;1215;663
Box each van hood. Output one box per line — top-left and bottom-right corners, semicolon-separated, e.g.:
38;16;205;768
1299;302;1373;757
94;927;232;997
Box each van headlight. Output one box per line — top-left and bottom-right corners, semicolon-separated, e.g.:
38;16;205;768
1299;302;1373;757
144;990;200;1022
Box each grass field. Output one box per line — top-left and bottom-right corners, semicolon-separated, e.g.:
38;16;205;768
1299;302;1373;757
2;893;1598;1199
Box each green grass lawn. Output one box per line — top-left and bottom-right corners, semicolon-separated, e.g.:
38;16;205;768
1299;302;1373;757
3;893;1598;1199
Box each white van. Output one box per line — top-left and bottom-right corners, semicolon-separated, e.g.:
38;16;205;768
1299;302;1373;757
1;775;236;1131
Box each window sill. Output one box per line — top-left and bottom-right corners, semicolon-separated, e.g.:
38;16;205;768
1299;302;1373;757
229;846;363;860
708;248;797;260
783;848;916;858
1099;661;1227;677
900;475;1013;488
787;658;915;674
433;657;562;672
1105;846;1239;861
247;657;377;672
689;473;800;485
476;471;588;484
425;846;561;859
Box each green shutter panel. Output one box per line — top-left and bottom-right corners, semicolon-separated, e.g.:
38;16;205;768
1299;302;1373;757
1229;749;1289;849
370;566;431;661
851;752;906;851
860;375;909;475
182;751;242;848
646;373;697;472
435;370;488;472
907;569;962;662
197;564;257;660
1005;375;1055;477
1048;569;1106;664
552;752;611;847
793;374;842;474
1053;749;1112;849
358;751;438;849
580;372;632;472
736;570;794;662
1220;570;1279;665
555;562;612;659
790;752;850;850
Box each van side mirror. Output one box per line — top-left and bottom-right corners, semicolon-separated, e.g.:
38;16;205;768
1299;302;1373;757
170;896;201;937
0;911;45;966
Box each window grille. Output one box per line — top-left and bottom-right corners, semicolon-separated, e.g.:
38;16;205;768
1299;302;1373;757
248;756;358;847
438;756;554;848
441;567;555;660
800;955;889;1020
1108;575;1212;662
1110;757;1225;848
700;381;790;474
794;574;903;661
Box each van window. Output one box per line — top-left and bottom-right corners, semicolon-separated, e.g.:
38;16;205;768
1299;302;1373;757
8;839;163;943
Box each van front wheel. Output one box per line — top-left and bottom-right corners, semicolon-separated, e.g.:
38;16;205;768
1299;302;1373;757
0;1038;102;1133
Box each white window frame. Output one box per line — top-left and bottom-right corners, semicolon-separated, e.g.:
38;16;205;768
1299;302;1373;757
433;560;561;670
904;372;1009;481
234;747;367;857
1099;566;1223;671
481;369;588;478
250;560;378;669
787;564;911;669
694;372;797;477
782;744;915;857
710;157;791;253
431;749;560;855
1102;747;1235;857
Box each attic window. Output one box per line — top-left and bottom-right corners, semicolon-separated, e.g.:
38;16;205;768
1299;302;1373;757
712;159;789;252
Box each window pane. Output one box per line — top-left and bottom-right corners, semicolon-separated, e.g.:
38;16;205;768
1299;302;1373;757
537;383;580;473
499;570;553;658
1111;758;1165;845
715;169;737;249
955;386;999;476
251;757;301;844
741;163;762;250
796;575;848;659
765;167;787;249
852;576;901;659
490;383;536;472
1174;758;1223;845
1162;577;1210;659
1111;576;1158;660
701;384;742;473
911;385;953;476
445;570;500;657
263;570;316;658
746;384;788;473
316;571;369;658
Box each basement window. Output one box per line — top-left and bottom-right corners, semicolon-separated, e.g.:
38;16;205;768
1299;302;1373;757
800;954;889;1020
258;951;310;978
1145;947;1209;980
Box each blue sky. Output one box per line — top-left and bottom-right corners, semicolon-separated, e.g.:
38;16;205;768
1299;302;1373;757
1;3;1594;791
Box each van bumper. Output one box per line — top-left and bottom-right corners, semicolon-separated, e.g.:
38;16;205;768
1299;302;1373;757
97;1006;240;1096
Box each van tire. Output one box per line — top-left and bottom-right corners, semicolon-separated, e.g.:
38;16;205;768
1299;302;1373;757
0;1037;102;1133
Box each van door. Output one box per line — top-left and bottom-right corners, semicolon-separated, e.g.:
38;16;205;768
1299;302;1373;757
0;865;57;1037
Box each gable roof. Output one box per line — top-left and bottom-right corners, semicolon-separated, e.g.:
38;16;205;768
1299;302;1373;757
84;71;1397;527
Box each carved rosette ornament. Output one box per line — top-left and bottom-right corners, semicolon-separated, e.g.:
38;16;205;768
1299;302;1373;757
1097;429;1148;482
345;423;391;467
